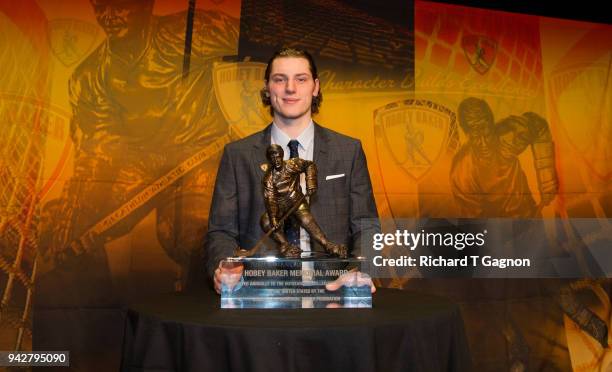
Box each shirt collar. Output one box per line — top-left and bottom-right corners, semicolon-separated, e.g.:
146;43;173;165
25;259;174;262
271;120;314;153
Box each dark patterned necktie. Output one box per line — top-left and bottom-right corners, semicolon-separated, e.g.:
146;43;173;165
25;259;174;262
285;140;300;247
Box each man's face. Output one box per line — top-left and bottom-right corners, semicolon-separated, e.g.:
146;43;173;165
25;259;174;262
90;0;152;40
464;117;496;159
266;57;320;121
268;150;284;170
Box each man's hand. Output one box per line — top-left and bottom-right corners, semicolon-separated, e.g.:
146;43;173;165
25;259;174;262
214;262;244;294
325;270;376;294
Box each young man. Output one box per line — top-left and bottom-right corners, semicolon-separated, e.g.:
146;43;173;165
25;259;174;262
205;48;379;294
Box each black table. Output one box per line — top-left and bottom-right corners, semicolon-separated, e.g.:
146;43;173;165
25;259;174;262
121;288;471;372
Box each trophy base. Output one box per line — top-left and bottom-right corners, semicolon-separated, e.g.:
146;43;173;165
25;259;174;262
219;256;371;309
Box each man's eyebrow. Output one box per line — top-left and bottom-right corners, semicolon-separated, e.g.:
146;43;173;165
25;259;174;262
269;73;311;78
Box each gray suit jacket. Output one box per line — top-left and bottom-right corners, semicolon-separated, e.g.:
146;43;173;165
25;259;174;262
204;123;380;278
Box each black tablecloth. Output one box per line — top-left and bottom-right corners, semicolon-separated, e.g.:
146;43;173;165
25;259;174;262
121;288;471;372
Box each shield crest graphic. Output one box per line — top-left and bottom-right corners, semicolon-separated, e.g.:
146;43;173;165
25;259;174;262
549;63;611;180
48;19;99;67
461;34;497;75
213;61;268;138
374;99;457;182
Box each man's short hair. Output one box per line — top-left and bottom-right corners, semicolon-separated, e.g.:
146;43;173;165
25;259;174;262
260;47;323;115
457;97;494;133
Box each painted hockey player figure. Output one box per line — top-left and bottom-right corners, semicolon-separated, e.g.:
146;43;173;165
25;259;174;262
451;97;558;217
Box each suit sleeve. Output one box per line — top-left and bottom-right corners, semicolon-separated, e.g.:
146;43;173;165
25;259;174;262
349;141;381;257
204;145;239;280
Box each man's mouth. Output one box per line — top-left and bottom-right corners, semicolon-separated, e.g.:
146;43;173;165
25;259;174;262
103;22;124;33
283;98;299;104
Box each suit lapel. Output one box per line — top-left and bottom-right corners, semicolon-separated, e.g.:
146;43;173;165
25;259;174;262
313;122;330;178
312;123;331;212
251;124;272;180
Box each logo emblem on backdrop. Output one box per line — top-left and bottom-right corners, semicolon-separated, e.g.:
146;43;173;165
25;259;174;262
461;34;497;75
48;19;99;67
213;61;268;138
374;99;457;182
549;64;611;180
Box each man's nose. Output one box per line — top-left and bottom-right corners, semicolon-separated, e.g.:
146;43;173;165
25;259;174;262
285;79;296;93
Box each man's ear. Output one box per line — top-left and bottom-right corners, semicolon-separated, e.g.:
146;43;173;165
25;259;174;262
313;78;320;97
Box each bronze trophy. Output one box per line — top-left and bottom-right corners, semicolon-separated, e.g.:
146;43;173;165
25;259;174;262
221;145;370;309
234;144;347;259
